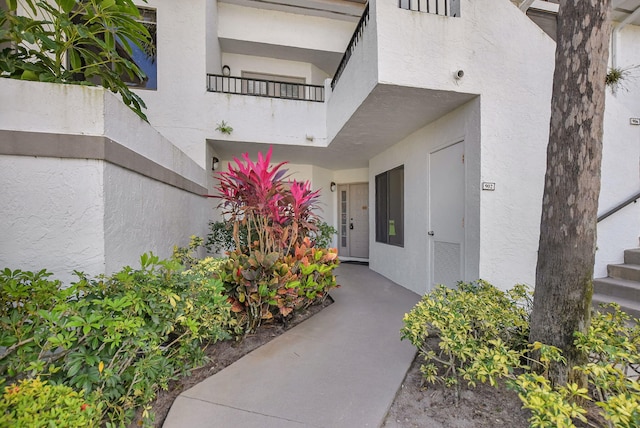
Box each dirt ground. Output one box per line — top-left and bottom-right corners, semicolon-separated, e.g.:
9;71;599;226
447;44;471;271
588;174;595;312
382;350;531;428
382;338;605;428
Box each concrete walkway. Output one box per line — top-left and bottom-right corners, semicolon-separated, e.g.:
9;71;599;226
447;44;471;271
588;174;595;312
163;263;421;428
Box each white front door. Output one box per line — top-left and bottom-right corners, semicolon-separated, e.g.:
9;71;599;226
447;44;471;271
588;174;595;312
429;141;465;288
338;183;369;258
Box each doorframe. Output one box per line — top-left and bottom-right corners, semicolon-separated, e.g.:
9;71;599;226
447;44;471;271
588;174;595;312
427;139;467;288
336;182;370;261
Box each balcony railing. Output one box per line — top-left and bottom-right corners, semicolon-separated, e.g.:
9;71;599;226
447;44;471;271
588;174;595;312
331;2;370;91
399;0;461;17
207;74;325;102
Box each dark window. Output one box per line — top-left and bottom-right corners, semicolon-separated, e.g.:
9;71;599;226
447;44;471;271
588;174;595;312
375;166;404;247
120;7;157;90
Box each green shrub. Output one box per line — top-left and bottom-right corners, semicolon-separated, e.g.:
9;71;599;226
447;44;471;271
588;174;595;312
218;237;339;333
205;220;248;254
401;281;531;388
401;282;640;428
0;252;235;426
574;304;640;428
0;378;101;427
309;221;338;249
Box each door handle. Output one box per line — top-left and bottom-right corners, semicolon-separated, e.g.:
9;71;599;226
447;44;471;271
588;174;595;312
427;231;435;236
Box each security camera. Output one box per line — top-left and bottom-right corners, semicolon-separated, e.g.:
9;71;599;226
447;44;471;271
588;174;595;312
454;69;464;80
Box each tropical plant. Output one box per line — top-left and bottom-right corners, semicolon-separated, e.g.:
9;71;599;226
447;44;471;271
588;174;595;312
0;0;152;120
212;148;340;332
218;237;339;332
214;147;320;256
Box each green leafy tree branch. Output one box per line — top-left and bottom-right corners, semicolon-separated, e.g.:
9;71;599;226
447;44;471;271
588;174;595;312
0;0;152;120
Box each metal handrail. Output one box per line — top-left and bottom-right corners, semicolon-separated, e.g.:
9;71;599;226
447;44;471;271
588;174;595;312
331;2;370;91
207;74;325;102
597;190;640;222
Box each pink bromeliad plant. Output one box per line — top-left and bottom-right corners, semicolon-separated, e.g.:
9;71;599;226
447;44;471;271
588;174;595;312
213;148;339;332
214;147;320;256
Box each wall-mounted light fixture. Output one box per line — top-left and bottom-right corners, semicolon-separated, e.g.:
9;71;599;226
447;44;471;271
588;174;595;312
212;156;220;171
222;65;231;77
330;182;337;192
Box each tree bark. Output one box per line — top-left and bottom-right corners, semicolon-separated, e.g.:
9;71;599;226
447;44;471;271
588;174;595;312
529;0;612;387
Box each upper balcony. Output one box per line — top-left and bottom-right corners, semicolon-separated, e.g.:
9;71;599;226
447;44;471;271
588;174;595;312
207;0;553;170
206;0;476;168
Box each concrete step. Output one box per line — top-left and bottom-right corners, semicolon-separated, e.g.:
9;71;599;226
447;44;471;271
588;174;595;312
593;277;640;302
608;263;640;282
592;293;640;319
624;248;640;265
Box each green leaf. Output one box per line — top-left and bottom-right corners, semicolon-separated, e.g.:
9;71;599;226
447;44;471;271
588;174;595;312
59;0;76;14
258;283;268;296
262;252;279;269
68;48;81;70
20;69;38;81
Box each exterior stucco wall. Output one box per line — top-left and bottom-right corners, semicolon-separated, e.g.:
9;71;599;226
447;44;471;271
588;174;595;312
0;156;106;284
221;53;329;85
613;24;640;114
205;92;327;146
369;100;481;296
334;168;369;184
310;165;335;230
217;3;355;55
132;0;210;168
600;23;640;273
0;78;105;135
372;0;555;290
206;0;222;75
0;79;211;284
326;2;379;141
595;93;640;277
103;163;210;274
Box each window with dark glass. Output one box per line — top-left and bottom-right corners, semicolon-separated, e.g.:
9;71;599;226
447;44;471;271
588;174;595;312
375;166;404;247
119;7;157;90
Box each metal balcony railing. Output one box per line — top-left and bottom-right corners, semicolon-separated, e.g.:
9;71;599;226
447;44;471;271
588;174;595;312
331;2;370;91
399;0;461;17
207;74;325;102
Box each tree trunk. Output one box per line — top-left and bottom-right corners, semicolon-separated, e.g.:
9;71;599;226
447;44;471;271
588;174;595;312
529;0;612;387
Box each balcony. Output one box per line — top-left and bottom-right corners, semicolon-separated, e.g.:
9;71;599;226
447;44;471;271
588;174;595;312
398;0;461;17
207;74;325;102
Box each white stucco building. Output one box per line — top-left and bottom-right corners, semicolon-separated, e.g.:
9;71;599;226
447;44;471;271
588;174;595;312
1;0;639;306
